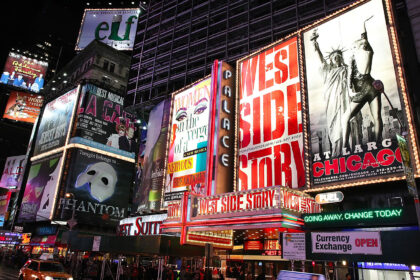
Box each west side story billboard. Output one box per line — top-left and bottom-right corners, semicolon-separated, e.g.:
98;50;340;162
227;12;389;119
75;9;140;51
70;83;136;158
164;78;212;202
33;88;78;156
238;37;305;190
303;0;408;186
236;0;419;190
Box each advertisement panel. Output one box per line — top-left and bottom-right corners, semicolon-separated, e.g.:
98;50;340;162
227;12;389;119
0;190;11;227
57;149;133;226
0;52;47;92
18;154;63;222
165;78;212;202
133;99;171;213
238;36;304;190
311;231;382;255
33;88;78;156
282;233;306;260
0;155;26;190
304;0;404;186
76;9;140;51
118;214;167;236
71;83;136;158
3;92;43;123
277;271;325;280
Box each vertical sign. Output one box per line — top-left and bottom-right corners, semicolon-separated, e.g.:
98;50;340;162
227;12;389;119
133;99;171;212
165;78;212;203
282;233;306;260
238;37;304;190
304;0;405;186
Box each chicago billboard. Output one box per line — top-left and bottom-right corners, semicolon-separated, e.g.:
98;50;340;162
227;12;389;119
133;99;171;213
33;87;78;156
303;0;406;186
164;78;211;203
76;9;140;51
238;36;304;190
71;83;136;158
3;92;43;124
0;52;47;93
56;149;133;226
0;155;26;190
18;154;63;222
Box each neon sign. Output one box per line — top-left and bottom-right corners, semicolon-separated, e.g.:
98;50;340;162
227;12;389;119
304;208;403;224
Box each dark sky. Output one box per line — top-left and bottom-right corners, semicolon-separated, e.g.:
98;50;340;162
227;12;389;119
0;1;87;69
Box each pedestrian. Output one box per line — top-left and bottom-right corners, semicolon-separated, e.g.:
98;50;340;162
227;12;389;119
345;273;352;280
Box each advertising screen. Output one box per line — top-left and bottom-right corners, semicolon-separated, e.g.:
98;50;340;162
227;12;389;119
0;190;11;227
3;92;43;123
164;78;212;202
0;52;47;93
57;149;133;226
133;99;171;212
238;36;304;190
303;0;404;186
76;9;140;51
33;87;78;156
18;154;63;222
71;83;136;158
0;155;26;190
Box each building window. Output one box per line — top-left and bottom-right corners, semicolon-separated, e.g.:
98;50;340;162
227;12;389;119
103;60;109;70
109;62;115;73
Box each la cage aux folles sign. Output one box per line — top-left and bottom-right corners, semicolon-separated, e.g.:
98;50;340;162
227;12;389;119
303;207;416;229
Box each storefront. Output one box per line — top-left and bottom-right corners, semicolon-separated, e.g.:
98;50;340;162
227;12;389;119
161;186;320;278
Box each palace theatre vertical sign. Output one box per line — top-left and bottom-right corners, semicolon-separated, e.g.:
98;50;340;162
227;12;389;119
238;37;305;190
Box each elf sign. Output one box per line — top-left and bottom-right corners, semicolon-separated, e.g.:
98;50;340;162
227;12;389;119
76;9;140;51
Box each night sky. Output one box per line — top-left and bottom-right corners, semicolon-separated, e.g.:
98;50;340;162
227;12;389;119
0;1;89;69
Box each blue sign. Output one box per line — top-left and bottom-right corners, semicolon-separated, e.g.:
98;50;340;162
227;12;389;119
358;262;420;271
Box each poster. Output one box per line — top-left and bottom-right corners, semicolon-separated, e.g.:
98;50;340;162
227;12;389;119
18;154;63;222
3;92;43;123
57;149;133;226
165;78;211;202
311;231;382;255
133;99;171;212
0;155;26;190
282;233;306;260
0;52;48;93
239;37;304;190
71;83;136;158
304;0;404;185
33;88;78;156
76;9;140;51
0;190;11;227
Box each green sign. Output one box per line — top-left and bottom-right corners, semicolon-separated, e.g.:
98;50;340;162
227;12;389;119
304;209;403;223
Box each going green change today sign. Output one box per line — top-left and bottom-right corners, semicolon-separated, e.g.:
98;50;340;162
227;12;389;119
303;208;405;229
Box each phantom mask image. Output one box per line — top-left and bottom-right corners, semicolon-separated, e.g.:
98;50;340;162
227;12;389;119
75;162;117;202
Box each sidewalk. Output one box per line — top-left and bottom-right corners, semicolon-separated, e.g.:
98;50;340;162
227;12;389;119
0;263;19;280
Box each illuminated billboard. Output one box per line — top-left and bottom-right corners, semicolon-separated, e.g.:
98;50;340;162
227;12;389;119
33;87;78;156
238;36;304;190
18;154;63;222
76;9;140;51
56;149;133;226
3;92;43;123
0;52;47;93
0;155;26;190
133;99;171;213
70;83;136;158
303;0;410;187
164;78;211;203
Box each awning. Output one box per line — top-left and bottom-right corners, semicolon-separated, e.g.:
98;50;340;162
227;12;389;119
67;233;204;257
